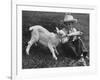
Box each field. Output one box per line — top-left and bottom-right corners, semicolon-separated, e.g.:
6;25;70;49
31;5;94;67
22;11;89;69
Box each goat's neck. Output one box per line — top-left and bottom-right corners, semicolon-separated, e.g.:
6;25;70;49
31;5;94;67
55;34;62;42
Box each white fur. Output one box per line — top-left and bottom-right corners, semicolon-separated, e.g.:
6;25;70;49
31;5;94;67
26;25;62;60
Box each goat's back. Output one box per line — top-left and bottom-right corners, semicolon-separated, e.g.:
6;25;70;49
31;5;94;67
30;25;58;47
30;25;50;34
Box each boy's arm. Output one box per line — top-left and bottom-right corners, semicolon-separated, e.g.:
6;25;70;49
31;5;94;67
67;28;83;36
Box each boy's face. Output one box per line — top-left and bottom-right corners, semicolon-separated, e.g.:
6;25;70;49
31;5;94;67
64;22;75;28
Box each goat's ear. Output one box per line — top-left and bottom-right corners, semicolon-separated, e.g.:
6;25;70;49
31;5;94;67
56;27;59;32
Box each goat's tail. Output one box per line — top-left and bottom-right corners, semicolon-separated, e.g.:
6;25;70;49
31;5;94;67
29;26;34;31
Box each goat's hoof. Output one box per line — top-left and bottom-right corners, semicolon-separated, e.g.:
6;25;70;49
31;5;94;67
26;50;29;55
54;57;57;60
26;52;29;55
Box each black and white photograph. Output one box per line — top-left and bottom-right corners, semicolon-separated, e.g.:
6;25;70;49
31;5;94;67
11;2;97;80
22;11;89;69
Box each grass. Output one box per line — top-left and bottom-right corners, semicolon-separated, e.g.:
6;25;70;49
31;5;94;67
22;11;89;69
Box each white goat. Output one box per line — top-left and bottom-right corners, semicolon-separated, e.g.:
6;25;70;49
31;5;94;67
26;25;63;60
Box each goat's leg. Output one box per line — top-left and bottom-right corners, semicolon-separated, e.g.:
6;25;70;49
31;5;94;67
26;30;39;55
48;44;57;60
54;47;59;55
26;40;34;55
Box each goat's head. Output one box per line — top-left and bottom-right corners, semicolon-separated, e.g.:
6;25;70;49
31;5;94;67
55;27;69;43
56;27;66;37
